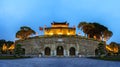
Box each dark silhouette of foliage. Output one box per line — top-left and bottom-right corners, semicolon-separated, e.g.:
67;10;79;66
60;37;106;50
6;41;14;47
78;22;113;41
97;42;106;56
0;40;14;54
0;39;6;47
16;26;36;40
15;44;22;56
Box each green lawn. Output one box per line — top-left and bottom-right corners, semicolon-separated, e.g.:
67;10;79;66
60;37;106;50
89;56;120;61
0;56;31;59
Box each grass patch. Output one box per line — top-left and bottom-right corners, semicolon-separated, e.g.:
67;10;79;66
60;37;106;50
0;56;31;60
88;56;120;61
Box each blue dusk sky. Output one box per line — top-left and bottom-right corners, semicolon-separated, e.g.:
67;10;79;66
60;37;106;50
0;0;120;44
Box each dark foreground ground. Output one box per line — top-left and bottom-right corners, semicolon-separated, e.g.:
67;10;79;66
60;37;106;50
0;57;120;67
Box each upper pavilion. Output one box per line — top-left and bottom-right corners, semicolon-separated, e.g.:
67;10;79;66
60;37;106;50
44;22;76;36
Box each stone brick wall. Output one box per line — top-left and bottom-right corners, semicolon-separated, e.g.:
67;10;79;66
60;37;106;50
15;36;100;57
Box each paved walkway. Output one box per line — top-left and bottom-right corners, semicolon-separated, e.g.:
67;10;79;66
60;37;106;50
0;58;120;67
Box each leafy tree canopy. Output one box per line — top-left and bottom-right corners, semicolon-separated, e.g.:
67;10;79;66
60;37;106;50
16;26;36;40
78;22;113;41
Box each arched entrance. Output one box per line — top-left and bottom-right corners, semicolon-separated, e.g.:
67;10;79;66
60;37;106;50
21;48;25;55
56;46;64;56
45;47;51;56
95;48;99;56
69;47;76;56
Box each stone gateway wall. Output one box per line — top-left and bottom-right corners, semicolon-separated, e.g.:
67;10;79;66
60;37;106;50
15;36;100;57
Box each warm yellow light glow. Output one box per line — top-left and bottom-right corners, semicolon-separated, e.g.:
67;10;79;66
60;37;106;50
114;48;118;53
50;33;53;35
44;22;76;36
58;33;62;35
106;45;118;53
52;25;68;27
106;46;113;51
67;33;70;35
2;44;7;51
93;36;96;39
2;44;15;52
9;44;15;50
45;29;75;35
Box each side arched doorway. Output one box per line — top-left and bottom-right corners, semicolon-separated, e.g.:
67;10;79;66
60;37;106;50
21;48;25;55
56;46;64;56
45;47;51;56
69;47;76;56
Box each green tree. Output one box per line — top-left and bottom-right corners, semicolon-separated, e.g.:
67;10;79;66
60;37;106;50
0;39;6;48
16;26;36;40
78;22;94;37
78;22;87;36
83;23;94;38
15;44;22;56
117;43;120;55
0;39;6;54
6;41;14;54
103;30;113;41
6;41;14;47
109;42;118;54
90;23;108;39
78;22;113;41
97;42;106;56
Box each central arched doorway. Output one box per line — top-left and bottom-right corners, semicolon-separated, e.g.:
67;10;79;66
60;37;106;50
69;47;76;56
45;47;51;56
56;46;64;56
